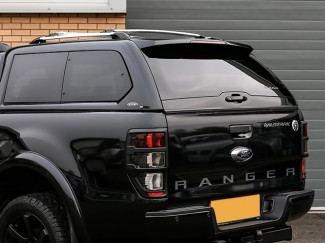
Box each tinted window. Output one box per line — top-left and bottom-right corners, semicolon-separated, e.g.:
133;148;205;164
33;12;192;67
147;57;287;100
5;52;67;103
62;51;132;102
234;56;293;98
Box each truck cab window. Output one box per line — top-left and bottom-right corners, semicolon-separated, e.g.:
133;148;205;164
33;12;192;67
5;52;67;103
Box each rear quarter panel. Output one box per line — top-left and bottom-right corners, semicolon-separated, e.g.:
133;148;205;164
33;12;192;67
0;40;166;240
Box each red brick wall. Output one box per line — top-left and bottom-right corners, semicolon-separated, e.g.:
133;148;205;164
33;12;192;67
0;13;126;47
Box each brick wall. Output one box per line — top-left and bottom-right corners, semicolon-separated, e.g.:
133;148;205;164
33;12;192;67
0;13;126;47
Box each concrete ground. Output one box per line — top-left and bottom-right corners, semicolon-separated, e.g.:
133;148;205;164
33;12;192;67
285;212;325;243
208;212;325;243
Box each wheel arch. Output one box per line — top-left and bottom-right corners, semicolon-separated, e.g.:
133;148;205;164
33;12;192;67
0;151;92;243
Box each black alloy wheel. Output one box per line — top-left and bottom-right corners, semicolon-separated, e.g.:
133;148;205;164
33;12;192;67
6;212;49;243
0;194;69;243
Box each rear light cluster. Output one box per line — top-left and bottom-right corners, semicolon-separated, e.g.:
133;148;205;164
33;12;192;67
301;122;308;179
127;131;167;197
301;158;306;179
302;123;308;155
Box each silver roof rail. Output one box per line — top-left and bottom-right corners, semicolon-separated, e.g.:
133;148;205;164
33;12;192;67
102;29;206;38
108;29;223;40
30;31;129;44
30;29;222;45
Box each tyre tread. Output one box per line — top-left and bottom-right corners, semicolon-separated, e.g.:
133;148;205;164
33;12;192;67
1;193;69;243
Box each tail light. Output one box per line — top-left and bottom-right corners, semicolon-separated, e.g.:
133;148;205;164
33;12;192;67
303;140;308;154
148;192;164;196
301;158;306;179
303;123;308;137
144;173;163;190
302;122;308;156
301;122;308;179
127;130;167;198
131;152;165;168
131;133;165;148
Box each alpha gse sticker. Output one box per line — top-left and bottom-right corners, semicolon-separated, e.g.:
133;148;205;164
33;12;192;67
264;122;290;128
292;120;299;132
263;120;299;132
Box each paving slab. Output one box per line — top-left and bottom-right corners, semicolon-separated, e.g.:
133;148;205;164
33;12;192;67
285;212;325;243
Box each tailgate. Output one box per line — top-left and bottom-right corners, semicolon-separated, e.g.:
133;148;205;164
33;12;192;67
167;108;303;200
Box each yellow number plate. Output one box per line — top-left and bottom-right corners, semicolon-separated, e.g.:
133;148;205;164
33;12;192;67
210;194;260;224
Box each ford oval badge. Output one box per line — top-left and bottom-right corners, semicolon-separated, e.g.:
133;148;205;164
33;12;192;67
231;147;253;162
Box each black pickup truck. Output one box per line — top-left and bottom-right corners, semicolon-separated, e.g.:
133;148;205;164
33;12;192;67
0;30;314;243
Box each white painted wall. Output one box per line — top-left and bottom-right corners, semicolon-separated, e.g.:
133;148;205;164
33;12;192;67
0;0;126;13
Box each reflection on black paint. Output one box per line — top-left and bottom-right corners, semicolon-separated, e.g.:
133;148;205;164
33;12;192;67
177;133;233;164
71;138;130;190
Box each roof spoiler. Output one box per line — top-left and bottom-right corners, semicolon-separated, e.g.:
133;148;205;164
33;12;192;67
141;41;253;59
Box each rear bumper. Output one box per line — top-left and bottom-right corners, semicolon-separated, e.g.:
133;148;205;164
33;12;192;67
145;189;314;242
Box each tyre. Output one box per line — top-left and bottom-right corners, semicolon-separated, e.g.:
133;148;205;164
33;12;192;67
0;193;69;243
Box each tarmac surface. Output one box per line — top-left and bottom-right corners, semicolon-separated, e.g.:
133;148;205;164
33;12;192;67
285;212;325;243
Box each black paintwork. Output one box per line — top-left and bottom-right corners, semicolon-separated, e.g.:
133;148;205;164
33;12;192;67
146;190;314;241
0;33;314;242
167;109;302;197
